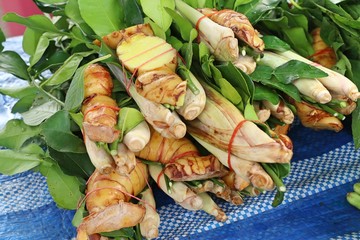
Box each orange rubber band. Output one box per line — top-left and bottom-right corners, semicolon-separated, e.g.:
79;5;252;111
227;120;247;171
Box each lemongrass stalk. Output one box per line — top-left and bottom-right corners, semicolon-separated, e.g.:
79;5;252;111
149;165;203;210
232;54;257;74
187;82;293;163
189;180;215;193
330;95;356;115
192;135;275;191
176;70;207;120
253;101;271;122
112;143;136;175
260;51;332;104
222;171;250;191
123;121;151;152
242;185;263;197
198;192;227;222
175;0;239;61
262;100;294;124
278;50;360;101
83;133;114;174
139;188;160;240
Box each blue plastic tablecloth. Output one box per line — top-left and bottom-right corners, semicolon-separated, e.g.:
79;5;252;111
1;36;359;240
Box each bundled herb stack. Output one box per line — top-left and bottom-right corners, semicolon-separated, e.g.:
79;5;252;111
0;0;359;239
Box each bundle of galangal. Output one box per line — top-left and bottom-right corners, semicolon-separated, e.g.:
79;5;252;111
75;2;359;239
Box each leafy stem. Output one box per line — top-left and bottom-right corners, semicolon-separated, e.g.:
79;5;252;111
33;80;65;107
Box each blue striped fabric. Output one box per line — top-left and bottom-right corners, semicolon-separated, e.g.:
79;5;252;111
1;36;359;240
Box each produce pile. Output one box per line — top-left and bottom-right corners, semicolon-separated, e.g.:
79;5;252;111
0;0;359;239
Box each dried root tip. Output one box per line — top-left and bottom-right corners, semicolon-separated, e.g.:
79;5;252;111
113;143;136;175
222;171;250;191
152;111;187;139
350;92;360;102
198;192;227;222
293;100;343;132
177;194;204;210
230;191;244;205
253;101;271;123
139;189;160;239
243;185;263;197
273;124;291;135
249;164;275;191
262;100;294;124
190;180;215;193
232;54;257;74
331;96;357;115
123;121;151;152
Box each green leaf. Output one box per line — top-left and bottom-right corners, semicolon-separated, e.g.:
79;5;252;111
41;110;86;153
72;201;86;227
253;83;280;105
235;0;281;24
120;0;144;27
100;228;135;238
22;28;43;56
252;73;301;102
64;55;111;111
11;94;37;113
42;51;94;86
21;100;62;126
0;85;37;99
250;65;273;81
64;65;85;111
165;7;195;41
266;163;290;178
0;28;5;52
282;27;314;58
2;13;62;34
0;51;30;81
48;147;95;179
352;104;360;149
217;61;254;104
32;50;71;73
64;0;95;35
0;119;41;150
0;144;45;175
262;35;291;52
218;78;243;107
140;0;175;32
78;0;124;36
273;60;328;84
40;159;83;209
143;17;166;39
30;34;50;67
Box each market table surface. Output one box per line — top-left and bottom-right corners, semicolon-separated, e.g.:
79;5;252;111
0;36;359;240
